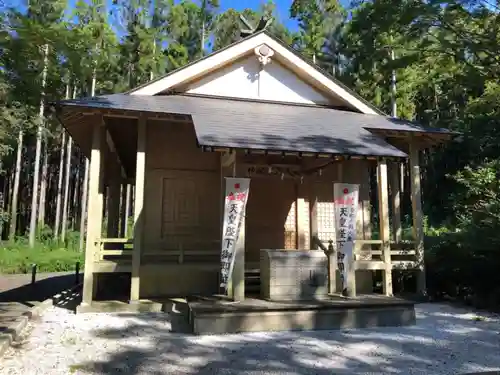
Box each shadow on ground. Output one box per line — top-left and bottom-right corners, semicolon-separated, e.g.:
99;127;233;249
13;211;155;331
0;273;80;341
72;303;500;374
0;273;79;304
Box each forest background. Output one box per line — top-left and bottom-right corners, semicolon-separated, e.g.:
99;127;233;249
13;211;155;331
1;0;499;307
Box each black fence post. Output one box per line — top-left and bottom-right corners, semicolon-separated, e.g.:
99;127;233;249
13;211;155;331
31;263;37;285
75;261;80;285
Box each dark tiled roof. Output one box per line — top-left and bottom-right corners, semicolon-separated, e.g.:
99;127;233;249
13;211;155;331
55;94;450;158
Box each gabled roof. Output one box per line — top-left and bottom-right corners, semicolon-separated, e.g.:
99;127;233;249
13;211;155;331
56;94;453;159
128;31;382;115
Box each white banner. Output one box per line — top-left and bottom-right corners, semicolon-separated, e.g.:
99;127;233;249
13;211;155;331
334;183;359;293
220;178;250;291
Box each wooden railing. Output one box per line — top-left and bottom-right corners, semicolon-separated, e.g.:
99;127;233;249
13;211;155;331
95;238;220;264
95;237;419;270
96;238;133;260
317;238;420;270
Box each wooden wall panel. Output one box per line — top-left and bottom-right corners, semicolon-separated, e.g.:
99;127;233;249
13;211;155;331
143;121;220;252
144;169;220;251
146;121;218;171
245;177;296;264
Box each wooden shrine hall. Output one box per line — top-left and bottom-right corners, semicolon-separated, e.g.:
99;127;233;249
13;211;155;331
53;30;454;334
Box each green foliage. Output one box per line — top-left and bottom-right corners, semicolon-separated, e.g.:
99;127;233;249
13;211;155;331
1;0;500;307
426;161;500;307
212;8;256;51
290;0;343;64
0;237;83;274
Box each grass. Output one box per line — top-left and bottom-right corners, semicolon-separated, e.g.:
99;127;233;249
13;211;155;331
0;234;84;274
0;219;136;274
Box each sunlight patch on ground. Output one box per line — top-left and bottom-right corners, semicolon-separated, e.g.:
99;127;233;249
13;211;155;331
0;303;499;374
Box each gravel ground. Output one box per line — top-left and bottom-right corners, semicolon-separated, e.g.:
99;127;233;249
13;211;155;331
0;303;500;375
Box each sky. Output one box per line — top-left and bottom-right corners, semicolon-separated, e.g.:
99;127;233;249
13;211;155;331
219;0;298;30
4;0;300;30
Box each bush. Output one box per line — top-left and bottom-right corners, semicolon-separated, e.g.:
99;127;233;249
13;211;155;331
425;161;500;309
0;237;84;274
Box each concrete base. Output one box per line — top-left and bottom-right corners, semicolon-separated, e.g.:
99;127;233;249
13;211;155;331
75;295;416;336
189;294;416;335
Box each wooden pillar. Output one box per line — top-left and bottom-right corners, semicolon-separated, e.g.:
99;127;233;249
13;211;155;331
343;160;356;297
400;162;405;194
106;156;121;238
410;141;426;295
296;184;307;249
130;117;146;302
377;159;393;296
229;213;245;301
328;163;343;295
82;120;105;306
309;186;318;250
124;184;131;237
361;164;372;241
390;162;402;243
354;162;373;294
119;181;127;237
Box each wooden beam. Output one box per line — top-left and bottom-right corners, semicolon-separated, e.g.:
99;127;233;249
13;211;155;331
377;159;393;297
410;140;426;295
82;118;105;306
390;161;402;243
80;108;192;122
65;114;94;129
105;129;127;178
130;117;146;302
221;150;236;167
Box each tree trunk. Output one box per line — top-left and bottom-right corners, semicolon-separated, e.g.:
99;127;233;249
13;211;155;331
5;174;11;238
29;43;49;248
61;137;72;243
38;144;48;227
390;48;397;118
61;85;78;242
54;132;66;238
79;158;89;252
54;82;70;239
201;22;206;56
0;163;5;240
9;130;23;241
78;68;96;250
150;40;156;81
71;163;80;230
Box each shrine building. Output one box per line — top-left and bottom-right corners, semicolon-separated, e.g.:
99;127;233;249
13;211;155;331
53;30;454;334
